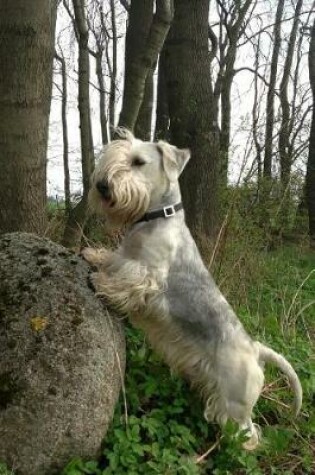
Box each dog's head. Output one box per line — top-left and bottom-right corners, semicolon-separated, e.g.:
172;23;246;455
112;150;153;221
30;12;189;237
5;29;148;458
88;130;190;226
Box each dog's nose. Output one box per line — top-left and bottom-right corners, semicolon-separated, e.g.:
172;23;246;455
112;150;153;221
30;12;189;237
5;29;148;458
96;179;111;200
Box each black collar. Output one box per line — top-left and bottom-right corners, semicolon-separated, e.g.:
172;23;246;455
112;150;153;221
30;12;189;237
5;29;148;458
136;202;183;223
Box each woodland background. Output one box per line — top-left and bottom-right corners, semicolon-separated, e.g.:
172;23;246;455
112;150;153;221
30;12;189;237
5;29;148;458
0;0;314;474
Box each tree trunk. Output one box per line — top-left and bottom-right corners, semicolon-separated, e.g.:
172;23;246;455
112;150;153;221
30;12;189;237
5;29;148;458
219;67;234;186
154;46;170;141
87;0;109;145
55;52;71;214
279;0;303;189
109;0;117;132
0;0;57;235
129;0;154;140
163;0;219;240
63;0;94;247
252;34;263;187
306;20;315;248
96;52;108;145
135;66;155;140
216;0;253;187
155;49;170;140
118;0;173;131
263;0;285;179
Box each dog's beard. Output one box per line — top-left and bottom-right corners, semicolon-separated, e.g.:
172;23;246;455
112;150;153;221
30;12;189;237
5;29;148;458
89;175;151;228
108;176;151;225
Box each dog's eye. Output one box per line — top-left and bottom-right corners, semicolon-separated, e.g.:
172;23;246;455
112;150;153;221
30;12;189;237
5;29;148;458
132;157;146;167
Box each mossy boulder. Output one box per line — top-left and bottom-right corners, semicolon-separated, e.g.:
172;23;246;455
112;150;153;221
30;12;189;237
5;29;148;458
0;232;125;475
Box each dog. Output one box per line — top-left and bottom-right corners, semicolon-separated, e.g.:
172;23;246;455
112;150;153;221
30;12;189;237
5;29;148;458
82;130;302;450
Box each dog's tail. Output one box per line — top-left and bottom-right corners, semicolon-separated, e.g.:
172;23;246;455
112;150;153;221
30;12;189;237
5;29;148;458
257;342;303;416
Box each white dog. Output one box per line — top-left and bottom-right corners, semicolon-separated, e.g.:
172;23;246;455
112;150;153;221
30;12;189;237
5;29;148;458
83;131;302;450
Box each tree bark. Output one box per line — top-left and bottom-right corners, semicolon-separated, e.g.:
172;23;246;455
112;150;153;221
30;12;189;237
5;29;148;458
0;0;57;235
131;0;154;140
109;0;117;132
155;49;170;140
135;66;155;140
96;51;109;145
252;33;263;187
306;20;315;248
87;0;109;145
132;0;154;140
55;52;71;214
163;0;220;240
263;0;285;179
118;0;173;131
63;0;94;247
278;0;303;189
216;0;253;187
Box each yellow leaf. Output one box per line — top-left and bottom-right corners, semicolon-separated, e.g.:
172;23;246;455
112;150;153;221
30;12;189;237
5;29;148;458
30;316;48;332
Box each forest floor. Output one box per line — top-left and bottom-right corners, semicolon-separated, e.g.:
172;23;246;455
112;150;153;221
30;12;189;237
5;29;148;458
1;238;314;475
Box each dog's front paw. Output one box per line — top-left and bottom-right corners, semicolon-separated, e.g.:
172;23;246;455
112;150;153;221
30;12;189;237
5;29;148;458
81;247;99;265
89;271;107;293
81;247;111;267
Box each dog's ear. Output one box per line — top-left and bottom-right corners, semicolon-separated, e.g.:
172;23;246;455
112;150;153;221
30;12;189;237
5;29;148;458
157;141;190;182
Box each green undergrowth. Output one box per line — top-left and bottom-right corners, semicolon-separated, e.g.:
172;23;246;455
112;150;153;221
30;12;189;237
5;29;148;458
60;245;314;475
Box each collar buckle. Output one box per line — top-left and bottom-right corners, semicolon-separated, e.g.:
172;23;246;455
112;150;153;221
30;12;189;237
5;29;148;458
135;202;183;224
163;205;176;218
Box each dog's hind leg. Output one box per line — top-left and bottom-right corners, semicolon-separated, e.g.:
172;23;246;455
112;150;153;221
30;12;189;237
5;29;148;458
217;343;265;449
238;418;262;450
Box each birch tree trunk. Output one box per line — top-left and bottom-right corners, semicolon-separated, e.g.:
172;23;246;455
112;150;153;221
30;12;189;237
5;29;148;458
0;0;57;235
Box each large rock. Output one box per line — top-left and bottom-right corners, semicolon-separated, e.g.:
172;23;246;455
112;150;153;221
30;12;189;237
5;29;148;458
0;233;125;475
